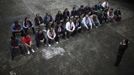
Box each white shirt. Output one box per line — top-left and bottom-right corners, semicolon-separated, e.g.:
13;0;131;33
47;29;56;40
107;11;114;18
66;21;75;32
101;1;109;8
82;17;93;29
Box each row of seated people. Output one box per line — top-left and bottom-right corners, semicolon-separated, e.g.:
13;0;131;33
10;0;122;60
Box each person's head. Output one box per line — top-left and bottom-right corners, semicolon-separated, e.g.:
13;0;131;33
15;20;18;24
58;10;62;14
14;20;19;26
85;15;89;18
123;39;129;44
25;17;30;22
39;29;43;34
36;14;40;17
93;14;97;19
48;13;52;16
45;13;48;16
80;5;84;8
76;17;80;22
65;8;68;12
69;18;73;23
116;8;120;11
73;7;76;10
49;27;54;32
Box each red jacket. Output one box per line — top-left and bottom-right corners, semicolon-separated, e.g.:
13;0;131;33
21;36;32;45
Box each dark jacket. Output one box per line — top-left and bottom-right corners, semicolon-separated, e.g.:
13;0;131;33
34;16;43;26
55;14;63;24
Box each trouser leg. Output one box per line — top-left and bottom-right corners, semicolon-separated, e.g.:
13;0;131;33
115;54;123;66
11;48;15;60
35;38;40;48
115;50;125;66
55;35;59;42
66;31;70;38
32;27;35;34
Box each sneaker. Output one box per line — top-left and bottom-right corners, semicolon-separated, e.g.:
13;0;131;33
56;42;59;44
27;51;30;54
48;44;51;47
31;49;35;53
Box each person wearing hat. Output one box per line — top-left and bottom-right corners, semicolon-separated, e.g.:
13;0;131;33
115;39;129;66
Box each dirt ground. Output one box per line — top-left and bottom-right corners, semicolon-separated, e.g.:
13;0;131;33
0;0;134;75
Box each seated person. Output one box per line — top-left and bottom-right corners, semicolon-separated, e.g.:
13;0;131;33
55;21;66;40
47;27;57;46
55;11;64;24
44;13;53;28
23;17;35;34
90;14;101;28
107;8;114;22
11;20;23;37
65;19;75;38
101;10;108;23
82;15;93;30
21;33;35;54
10;36;20;60
74;17;82;33
34;14;43;26
35;29;46;48
114;8;122;22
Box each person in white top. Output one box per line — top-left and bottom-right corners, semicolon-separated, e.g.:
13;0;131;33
90;14;101;28
107;8;114;22
65;19;75;38
101;0;109;9
82;15;93;30
47;27;56;46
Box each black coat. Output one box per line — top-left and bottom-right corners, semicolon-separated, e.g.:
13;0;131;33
34;16;43;26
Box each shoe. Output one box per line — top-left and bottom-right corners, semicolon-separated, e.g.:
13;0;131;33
48;44;51;47
27;51;30;54
31;49;35;53
56;42;59;44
